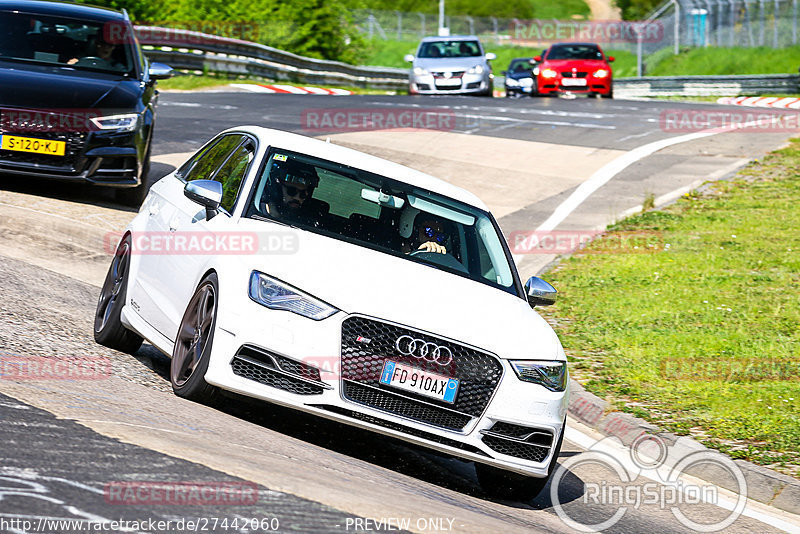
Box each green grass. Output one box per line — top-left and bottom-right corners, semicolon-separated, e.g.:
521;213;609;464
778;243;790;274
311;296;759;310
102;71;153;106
646;45;800;76
540;140;800;477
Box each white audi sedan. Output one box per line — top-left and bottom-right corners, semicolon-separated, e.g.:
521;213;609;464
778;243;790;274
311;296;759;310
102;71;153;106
94;126;568;500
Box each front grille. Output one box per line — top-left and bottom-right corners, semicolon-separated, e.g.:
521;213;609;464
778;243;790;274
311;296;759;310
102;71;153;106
432;71;465;78
231;345;325;395
343;382;471;431
481;435;549;462
561;71;588;78
312;404;490;457
433;85;463;91
340;316;503;430
0;116;87;172
480;421;554;462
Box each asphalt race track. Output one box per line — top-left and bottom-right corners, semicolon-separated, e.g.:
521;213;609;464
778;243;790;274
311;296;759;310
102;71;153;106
0;91;798;534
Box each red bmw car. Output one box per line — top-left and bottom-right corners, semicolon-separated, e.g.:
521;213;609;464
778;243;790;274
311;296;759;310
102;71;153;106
533;42;614;98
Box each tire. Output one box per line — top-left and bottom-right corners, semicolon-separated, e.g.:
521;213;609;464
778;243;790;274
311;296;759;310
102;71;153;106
116;144;151;208
602;89;614;99
476;419;566;501
94;235;143;354
171;273;220;404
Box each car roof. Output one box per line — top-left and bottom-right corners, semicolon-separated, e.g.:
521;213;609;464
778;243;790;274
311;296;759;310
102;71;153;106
420;35;481;42
230;127;489;211
509;57;532;63
0;0;125;21
548;42;601;48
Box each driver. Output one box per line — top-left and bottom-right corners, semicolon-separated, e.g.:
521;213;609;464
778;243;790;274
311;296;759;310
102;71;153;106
67;37;122;69
263;159;321;224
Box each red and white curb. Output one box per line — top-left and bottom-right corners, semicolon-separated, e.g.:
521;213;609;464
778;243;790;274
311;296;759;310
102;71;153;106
717;96;800;109
230;83;353;95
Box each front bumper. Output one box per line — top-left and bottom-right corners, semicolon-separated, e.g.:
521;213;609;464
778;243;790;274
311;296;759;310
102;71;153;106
204;297;568;477
0;130;142;187
409;73;491;95
537;76;612;95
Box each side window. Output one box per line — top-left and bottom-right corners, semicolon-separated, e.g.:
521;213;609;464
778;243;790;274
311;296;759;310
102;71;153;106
180;135;243;183
211;141;255;213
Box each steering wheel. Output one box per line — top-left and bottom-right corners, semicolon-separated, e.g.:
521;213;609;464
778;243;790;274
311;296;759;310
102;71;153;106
408;250;469;273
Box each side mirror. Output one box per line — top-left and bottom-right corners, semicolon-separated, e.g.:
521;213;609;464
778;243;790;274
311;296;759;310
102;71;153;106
184;180;222;220
485;52;497;61
608;56;615;62
404;54;415;62
524;276;557;308
148;62;174;80
533;55;542;62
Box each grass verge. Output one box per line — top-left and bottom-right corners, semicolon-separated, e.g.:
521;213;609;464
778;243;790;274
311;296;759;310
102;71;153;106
539;139;800;477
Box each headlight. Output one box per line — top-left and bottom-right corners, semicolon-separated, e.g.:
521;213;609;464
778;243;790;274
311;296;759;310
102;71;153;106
248;271;338;320
509;360;567;392
468;64;484;74
533;67;540;75
90;113;139;132
413;66;429;76
593;69;609;78
541;68;558;79
519;77;533;87
505;78;519;87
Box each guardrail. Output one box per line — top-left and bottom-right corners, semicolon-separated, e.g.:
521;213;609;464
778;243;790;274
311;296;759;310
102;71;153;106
135;26;408;90
136;26;799;96
615;74;800;96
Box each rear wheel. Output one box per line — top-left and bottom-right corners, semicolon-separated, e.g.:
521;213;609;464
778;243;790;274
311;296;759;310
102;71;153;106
171;273;220;404
94;234;143;353
476;419;565;501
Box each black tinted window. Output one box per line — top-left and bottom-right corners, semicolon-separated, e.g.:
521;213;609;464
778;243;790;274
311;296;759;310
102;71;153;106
0;11;136;75
212;141;255;213
181;135;243;183
546;45;602;60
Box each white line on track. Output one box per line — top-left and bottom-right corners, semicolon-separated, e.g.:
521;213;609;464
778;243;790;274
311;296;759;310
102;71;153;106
565;425;800;533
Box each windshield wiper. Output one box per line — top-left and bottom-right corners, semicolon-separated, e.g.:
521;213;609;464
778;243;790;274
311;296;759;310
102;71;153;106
250;213;298;229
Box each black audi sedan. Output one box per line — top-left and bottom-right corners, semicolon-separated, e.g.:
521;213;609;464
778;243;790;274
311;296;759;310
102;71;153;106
0;0;172;205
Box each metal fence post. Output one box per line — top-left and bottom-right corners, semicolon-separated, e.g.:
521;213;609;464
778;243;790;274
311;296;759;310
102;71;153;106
467;16;474;35
794;0;798;44
730;0;736;46
419;13;426;38
759;0;766;45
637;27;644;76
396;11;402;40
675;0;681;54
491;16;498;43
773;0;779;47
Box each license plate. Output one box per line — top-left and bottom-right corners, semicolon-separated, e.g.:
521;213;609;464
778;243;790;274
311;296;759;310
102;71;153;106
561;78;587;87
379;360;459;403
435;78;461;87
0;135;66;156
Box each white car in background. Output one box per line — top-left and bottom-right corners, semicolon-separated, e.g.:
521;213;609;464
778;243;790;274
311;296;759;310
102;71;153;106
94;126;568;500
405;35;496;96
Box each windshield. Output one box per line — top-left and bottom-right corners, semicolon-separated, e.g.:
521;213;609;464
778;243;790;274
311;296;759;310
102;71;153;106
546;45;603;61
0;11;135;75
418;40;482;59
508;59;533;73
245;149;518;296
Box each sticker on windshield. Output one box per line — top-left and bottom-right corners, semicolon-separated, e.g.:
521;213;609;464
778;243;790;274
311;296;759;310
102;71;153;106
273;154;287;161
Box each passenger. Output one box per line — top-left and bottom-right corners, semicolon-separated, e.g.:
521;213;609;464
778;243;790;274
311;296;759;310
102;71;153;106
263;160;324;225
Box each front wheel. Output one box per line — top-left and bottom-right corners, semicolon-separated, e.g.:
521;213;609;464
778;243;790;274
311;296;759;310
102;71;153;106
94;234;143;353
171;273;221;404
476;419;565;501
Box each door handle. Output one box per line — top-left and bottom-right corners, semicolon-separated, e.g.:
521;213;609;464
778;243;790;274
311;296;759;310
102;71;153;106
169;218;179;232
148;204;159;216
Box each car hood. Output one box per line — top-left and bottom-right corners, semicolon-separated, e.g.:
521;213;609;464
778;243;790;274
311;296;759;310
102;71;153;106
543;59;609;71
238;220;564;360
0;62;140;111
414;57;487;72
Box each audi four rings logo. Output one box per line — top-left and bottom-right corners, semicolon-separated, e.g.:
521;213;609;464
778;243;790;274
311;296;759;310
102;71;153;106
395;335;453;365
